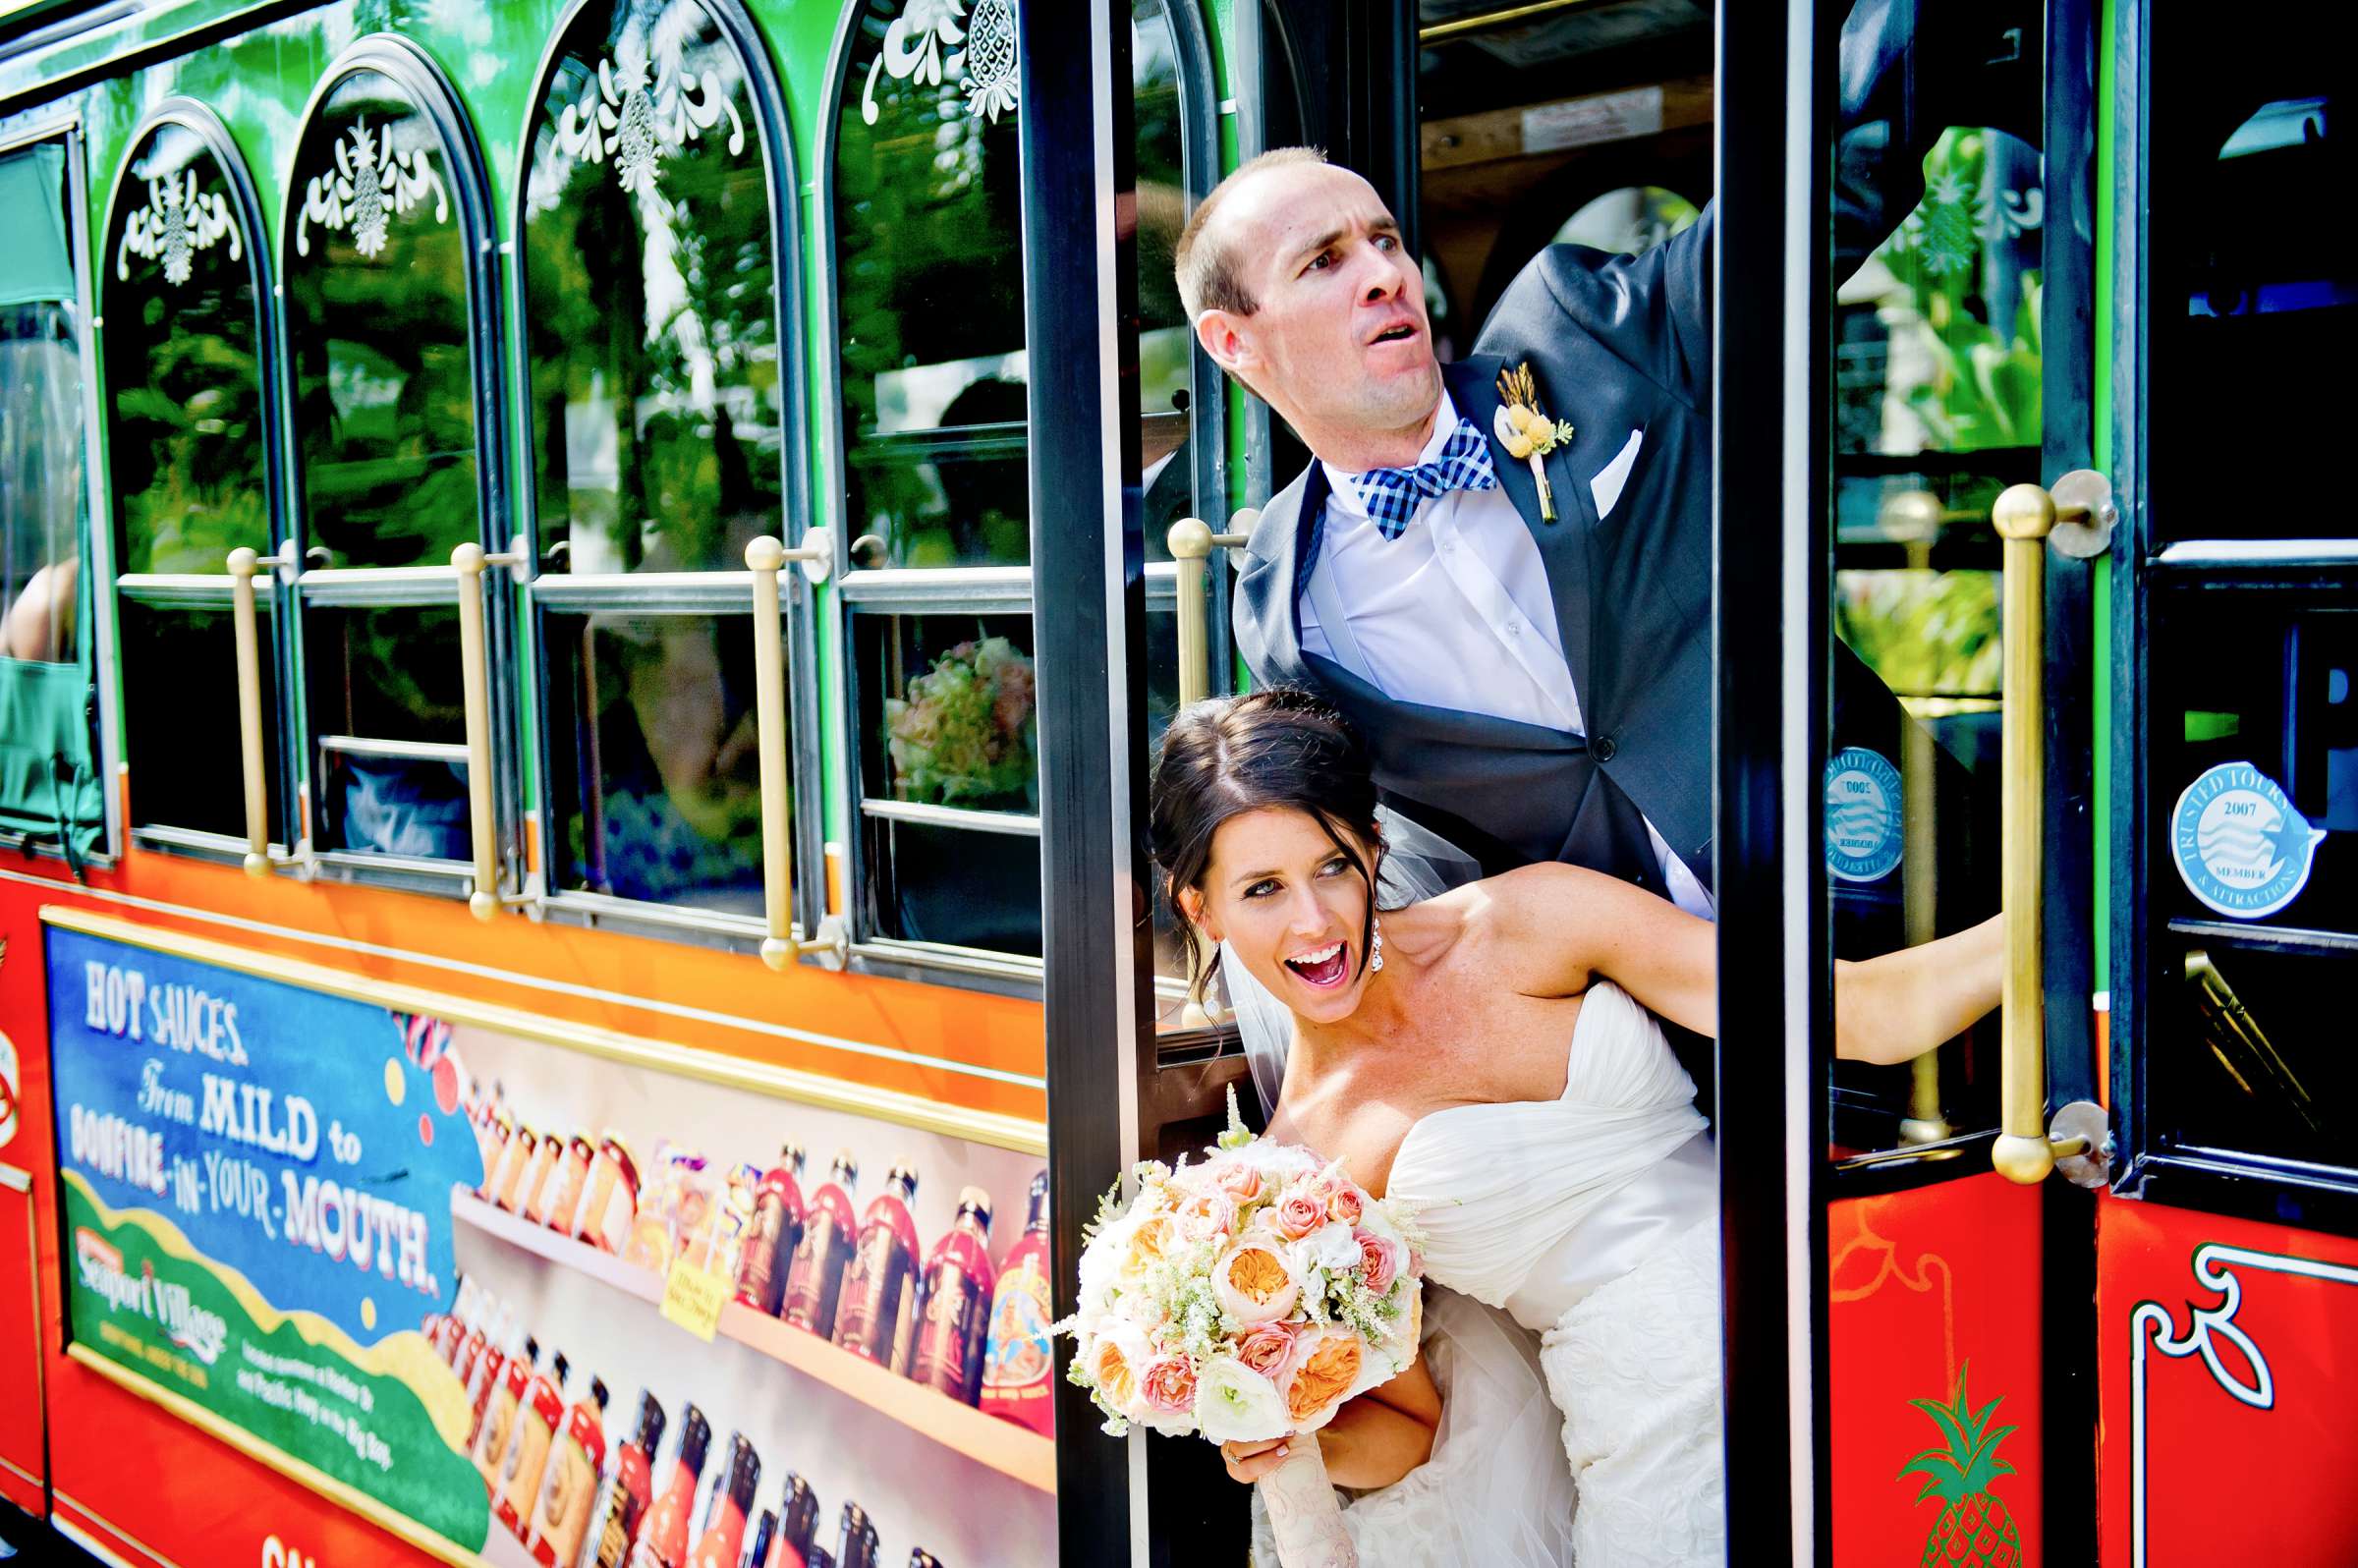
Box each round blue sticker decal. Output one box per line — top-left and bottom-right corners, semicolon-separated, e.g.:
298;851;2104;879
1825;747;1904;883
2172;761;2326;919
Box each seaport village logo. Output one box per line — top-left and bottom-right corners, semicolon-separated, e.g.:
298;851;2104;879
2171;761;2326;920
1825;747;1904;883
75;1226;229;1366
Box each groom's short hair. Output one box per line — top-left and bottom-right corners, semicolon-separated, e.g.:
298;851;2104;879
1175;145;1328;320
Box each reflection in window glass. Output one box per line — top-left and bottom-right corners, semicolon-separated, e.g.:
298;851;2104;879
120;600;279;842
548;611;766;912
307;605;469;859
1;301;83;664
106;123;267;576
523;0;781;575
836;0;1194;570
864;614;1037;812
284;70;479;570
856;611;1039;951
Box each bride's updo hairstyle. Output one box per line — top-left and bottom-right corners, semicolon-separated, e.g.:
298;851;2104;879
1150;687;1383;1007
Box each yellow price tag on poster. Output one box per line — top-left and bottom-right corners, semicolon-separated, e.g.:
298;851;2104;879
659;1260;729;1342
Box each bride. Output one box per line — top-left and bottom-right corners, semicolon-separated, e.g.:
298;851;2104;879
1150;687;2002;1566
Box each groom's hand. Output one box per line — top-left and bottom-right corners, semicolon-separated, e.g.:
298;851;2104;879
1220;1436;1293;1484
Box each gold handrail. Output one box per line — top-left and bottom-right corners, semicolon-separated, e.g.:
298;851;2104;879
746;532;846;971
1169;516;1251;708
1989;479;2113;1183
454;540;526;922
227;545;293;877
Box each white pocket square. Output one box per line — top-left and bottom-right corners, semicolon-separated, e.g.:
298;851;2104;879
1590;427;1644;520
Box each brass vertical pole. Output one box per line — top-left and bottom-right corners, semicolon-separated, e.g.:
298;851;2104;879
453;542;506;922
227;546;288;878
747;534;795;970
1166;518;1248;708
1991;484;2056;1183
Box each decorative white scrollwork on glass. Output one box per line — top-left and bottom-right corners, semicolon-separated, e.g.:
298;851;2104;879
555;6;747;202
861;0;1021;129
295;120;450;259
116;170;242;287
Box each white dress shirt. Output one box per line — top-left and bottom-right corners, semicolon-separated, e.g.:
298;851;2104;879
1300;389;1713;920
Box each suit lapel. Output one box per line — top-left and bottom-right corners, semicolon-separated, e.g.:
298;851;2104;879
1445;357;1597;736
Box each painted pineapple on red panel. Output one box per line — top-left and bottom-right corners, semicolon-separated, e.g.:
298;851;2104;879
1902;1366;2024;1568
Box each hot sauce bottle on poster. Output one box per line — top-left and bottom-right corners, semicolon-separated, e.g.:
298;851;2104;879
455;1296;505;1393
905;1187;994;1404
498;1126;541;1212
540;1129;596;1234
734;1144;807;1316
833;1503;879;1568
497;1350;571;1537
627;1401;710;1568
833;1163;920;1366
466;1314;521;1451
476;1335;541;1484
685;1431;759;1568
577;1130;642;1255
527;1373;608;1565
781;1151;860;1338
582;1389;666;1568
519;1125;566;1225
744;1512;778;1568
478;1107;514;1200
767;1475;819;1568
907;1551;945;1568
980;1170;1055;1434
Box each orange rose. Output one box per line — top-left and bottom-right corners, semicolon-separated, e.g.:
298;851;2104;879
1283;1328;1365;1427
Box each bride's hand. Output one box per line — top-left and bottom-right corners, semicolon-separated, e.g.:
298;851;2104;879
1220;1436;1293;1484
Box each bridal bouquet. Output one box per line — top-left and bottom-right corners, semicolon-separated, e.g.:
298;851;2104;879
1061;1092;1422;1568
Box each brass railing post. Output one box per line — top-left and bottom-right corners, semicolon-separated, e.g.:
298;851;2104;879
227;545;293;877
745;532;845;971
1988;472;2118;1186
1168;515;1250;708
453;540;527;921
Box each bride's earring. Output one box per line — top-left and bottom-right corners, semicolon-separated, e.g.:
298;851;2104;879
1370;916;1385;974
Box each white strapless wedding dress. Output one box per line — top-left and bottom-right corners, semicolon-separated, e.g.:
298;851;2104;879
1389;979;1725;1567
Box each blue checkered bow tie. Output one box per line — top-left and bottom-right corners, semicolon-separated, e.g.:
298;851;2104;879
1350;418;1499;539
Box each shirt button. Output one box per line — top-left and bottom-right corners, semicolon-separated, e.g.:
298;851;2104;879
1503;618;1521;638
1593;736;1618;762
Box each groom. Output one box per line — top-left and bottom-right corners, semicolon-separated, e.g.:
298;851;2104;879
1180;6;2018;1105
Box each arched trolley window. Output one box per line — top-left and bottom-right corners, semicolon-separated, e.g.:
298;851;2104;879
517;0;820;944
101;101;286;861
278;38;511;900
827;0;1217;991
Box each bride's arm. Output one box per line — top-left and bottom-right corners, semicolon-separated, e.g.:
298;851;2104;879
1486;867;2003;1064
1220;1354;1442;1490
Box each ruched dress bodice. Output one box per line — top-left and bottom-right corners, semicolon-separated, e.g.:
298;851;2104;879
1384;979;1712;1330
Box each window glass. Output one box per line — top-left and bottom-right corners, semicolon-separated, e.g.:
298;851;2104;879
1135;0;1195;564
855;611;1039;952
119;599;281;843
1825;110;2037;1148
546;610;766;912
306;604;470;860
522;0;780;575
284;70;478;571
0;300;83;664
106;122;267;576
833;0;1029;569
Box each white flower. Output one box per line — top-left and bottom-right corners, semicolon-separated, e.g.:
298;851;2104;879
1210;1240;1302;1326
1194;1353;1292;1444
1299;1221;1363;1274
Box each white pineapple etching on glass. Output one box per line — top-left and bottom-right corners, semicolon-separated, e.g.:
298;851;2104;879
295;120;450;259
555;4;746;202
118;169;242;287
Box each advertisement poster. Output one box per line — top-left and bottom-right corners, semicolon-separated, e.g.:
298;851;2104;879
46;924;493;1552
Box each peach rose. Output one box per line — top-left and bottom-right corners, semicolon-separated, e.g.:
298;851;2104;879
1283;1326;1365;1428
1139;1354;1198;1416
1090;1323;1151;1414
1177;1190;1238;1242
1355;1229;1403;1293
1232;1321;1301;1383
1210;1161;1263;1204
1274;1191;1326;1241
1211;1240;1303;1326
1325;1184;1364;1226
1118;1213;1178;1285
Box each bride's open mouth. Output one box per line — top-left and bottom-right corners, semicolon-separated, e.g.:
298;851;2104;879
1283;941;1351;989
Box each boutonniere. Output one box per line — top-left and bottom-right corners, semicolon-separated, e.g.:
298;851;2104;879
1492;363;1577;521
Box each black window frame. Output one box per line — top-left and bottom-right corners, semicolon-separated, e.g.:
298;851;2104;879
509;0;825;953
